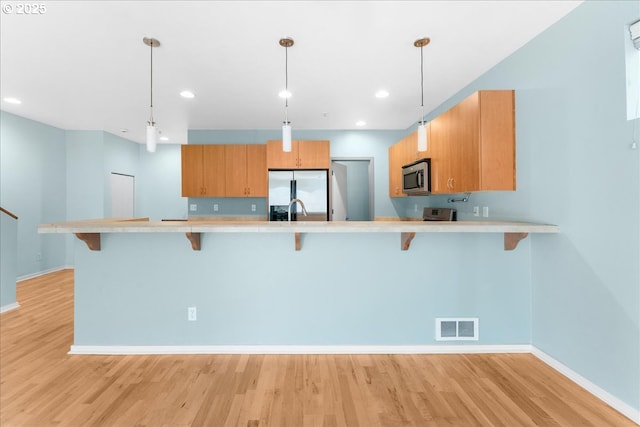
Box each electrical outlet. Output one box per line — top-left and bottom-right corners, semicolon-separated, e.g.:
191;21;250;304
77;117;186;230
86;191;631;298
482;206;489;218
251;204;256;212
189;204;197;212
213;204;219;212
188;306;197;321
414;203;418;213
473;206;480;217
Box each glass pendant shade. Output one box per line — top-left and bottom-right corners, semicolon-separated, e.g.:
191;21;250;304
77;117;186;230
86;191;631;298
417;122;427;152
146;124;157;153
282;123;292;152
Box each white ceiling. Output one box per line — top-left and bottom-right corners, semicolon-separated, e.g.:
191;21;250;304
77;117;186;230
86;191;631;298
0;1;582;145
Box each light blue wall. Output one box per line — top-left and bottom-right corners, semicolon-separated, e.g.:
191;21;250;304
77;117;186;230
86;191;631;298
66;131;105;221
188;197;267;218
526;2;638;412
64;130;144;265
103;132;139;216
136;144;187;220
412;0;638;412
0;211;18;308
74;231;531;346
0;115;159;276
0;111;67;277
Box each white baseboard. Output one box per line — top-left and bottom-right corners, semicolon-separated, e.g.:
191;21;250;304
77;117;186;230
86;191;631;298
17;265;73;282
0;302;20;314
532;347;640;425
68;344;532;356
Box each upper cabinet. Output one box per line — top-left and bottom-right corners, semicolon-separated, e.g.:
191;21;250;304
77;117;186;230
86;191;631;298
181;145;226;197
182;144;267;198
477;91;516;191
430;94;481;193
266;140;330;169
389;90;515;197
388;142;406;198
224;144;267;197
388;127;432;197
431;90;515;193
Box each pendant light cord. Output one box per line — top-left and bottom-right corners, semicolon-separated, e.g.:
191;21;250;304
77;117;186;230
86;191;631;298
149;40;154;124
420;44;424;124
284;44;289;123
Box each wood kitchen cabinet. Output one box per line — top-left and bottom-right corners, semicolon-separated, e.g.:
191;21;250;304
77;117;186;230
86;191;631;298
388;142;406;197
430;90;515;193
266;140;330;169
402;128;432;165
429;95;481;193
181;145;226;197
388;90;515;197
388;127;432;197
224;144;267;197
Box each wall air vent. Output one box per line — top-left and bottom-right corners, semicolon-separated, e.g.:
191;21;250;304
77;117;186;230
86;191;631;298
436;318;479;341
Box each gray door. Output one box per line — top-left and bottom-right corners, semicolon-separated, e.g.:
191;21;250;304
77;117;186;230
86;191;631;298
331;162;348;221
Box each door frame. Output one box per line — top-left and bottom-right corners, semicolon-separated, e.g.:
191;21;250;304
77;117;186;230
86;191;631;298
330;157;374;221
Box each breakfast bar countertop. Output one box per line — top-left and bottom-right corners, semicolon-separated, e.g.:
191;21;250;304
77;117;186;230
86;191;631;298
38;217;560;234
38;217;559;252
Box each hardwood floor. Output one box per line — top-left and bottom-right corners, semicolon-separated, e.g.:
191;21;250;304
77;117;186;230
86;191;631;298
0;270;636;427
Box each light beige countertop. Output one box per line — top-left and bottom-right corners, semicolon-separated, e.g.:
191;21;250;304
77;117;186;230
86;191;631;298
38;217;559;234
38;217;559;252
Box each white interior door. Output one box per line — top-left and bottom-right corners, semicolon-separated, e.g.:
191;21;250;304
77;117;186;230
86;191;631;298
110;173;134;218
331;162;347;221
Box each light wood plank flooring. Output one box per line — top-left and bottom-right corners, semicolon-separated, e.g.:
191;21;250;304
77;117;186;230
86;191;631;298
1;269;636;427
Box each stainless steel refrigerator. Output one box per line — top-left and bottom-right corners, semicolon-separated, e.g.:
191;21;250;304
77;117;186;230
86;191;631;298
268;170;329;221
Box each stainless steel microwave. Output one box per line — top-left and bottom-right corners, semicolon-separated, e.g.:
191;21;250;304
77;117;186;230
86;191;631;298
402;158;431;195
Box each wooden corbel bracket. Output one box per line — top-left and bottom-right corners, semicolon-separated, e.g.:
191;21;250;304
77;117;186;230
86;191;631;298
185;232;201;251
504;232;529;251
401;232;416;251
75;233;101;251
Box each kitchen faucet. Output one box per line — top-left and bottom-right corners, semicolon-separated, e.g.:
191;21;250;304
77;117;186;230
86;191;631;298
288;198;308;222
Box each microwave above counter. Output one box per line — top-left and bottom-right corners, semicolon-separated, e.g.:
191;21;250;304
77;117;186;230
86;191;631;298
402;158;431;195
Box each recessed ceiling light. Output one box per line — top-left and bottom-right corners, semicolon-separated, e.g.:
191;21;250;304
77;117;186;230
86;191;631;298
159;136;169;141
180;90;195;99
3;97;22;104
375;90;389;99
356;120;366;127
278;90;292;99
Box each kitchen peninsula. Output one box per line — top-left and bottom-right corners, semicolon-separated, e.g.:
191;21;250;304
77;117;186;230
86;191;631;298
39;218;559;353
40;217;559;251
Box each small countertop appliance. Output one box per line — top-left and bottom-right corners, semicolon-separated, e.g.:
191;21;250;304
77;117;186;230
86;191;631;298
423;207;457;221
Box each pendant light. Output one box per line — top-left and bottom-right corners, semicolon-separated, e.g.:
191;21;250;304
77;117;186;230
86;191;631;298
279;37;294;152
415;37;430;152
143;37;160;153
